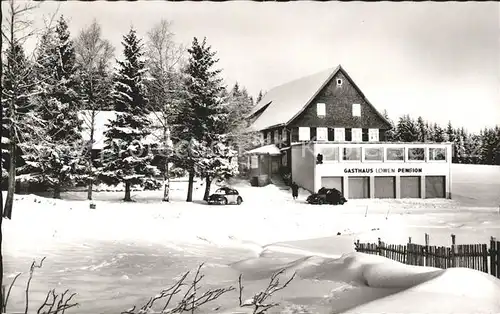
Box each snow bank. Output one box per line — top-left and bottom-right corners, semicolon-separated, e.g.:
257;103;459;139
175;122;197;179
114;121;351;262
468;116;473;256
230;252;500;313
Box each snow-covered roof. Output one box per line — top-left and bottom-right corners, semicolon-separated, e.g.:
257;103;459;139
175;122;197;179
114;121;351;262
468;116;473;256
247;66;339;131
78;110;165;150
243;144;281;156
247;65;391;131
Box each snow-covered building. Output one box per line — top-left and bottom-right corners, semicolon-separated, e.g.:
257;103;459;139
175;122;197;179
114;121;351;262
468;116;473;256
245;65;453;199
78;110;165;154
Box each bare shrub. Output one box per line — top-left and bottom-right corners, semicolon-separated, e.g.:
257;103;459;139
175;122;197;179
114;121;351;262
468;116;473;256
3;257;79;314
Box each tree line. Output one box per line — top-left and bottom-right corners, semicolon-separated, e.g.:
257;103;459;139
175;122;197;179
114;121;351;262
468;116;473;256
382;111;500;165
1;3;256;218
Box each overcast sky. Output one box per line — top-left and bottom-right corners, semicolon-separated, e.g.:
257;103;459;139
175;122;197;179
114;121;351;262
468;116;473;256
9;1;500;133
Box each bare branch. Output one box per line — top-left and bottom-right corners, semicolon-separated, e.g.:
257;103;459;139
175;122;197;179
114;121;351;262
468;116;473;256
238;269;296;314
3;272;22;312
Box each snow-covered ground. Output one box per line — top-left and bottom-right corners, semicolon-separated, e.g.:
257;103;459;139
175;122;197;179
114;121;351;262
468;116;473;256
3;163;500;313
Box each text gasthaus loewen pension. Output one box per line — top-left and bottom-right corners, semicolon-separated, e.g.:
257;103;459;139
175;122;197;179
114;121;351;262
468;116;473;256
343;168;423;174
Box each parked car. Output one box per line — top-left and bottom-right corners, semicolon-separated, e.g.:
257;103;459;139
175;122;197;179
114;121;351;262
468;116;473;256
207;187;243;205
306;187;347;205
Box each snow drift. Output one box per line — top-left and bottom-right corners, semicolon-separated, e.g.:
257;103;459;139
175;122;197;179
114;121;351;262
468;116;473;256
230;251;500;313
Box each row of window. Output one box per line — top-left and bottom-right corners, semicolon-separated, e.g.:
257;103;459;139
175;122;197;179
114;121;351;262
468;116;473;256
316;102;361;118
298;127;380;142
316;146;447;162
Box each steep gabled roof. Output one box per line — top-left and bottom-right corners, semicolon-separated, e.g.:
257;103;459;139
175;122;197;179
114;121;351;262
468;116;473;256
247;66;338;131
247;65;391;131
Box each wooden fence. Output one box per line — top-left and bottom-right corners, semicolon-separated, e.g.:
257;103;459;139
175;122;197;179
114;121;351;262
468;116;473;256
354;234;500;279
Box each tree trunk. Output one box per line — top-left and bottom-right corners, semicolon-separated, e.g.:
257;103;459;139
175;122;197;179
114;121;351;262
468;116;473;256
87;112;95;201
162;161;170;202
203;176;212;201
53;185;61;199
0;213;3;312
124;182;132;202
3;141;15;219
186;170;194;202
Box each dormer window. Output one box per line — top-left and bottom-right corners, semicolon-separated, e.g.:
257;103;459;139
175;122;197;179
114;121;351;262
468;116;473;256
316;103;326;117
336;78;343;86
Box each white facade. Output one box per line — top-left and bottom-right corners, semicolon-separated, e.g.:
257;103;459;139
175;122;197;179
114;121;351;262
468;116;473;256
292;142;453;199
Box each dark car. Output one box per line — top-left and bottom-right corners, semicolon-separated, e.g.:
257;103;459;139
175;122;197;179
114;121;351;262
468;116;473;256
306;187;347;205
207;187;243;205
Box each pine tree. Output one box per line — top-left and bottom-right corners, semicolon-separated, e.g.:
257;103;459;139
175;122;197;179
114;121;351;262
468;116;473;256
174;37;228;202
432;123;446;142
395;115;418;142
18;16;86;199
382;109;396;141
446;121;455;143
256;90;264;103
99;27;160;202
416;116;427;142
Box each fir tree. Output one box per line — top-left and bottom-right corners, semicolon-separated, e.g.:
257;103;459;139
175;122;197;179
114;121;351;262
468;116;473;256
256;90;264;103
432;123;446;142
99;27;160;202
395;115;418;142
416;116;427;142
18;16;86;199
174;37;228;202
382;109;396;141
446;121;455;143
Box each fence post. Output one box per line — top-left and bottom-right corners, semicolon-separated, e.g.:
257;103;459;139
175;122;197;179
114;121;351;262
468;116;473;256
451;234;456;268
378;237;382;256
491;236;498;278
1;284;5;313
424;233;430;266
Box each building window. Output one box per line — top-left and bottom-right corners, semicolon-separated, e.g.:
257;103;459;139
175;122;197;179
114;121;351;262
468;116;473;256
386;147;404;161
408;147;425;161
282;128;287;142
260;132;265;144
267;132;271;144
317;146;339;161
345;128;352;141
343;147;362;161
328;128;335;141
429;147;446;161
362;128;369;142
298;127;310;141
274;130;279;144
365;147;383;161
317;103;326;117
352;103;361;117
336;78;343;86
352;128;362;142
334;128;345;142
251;156;259;169
316;127;328;141
369;128;379;142
282;151;287;166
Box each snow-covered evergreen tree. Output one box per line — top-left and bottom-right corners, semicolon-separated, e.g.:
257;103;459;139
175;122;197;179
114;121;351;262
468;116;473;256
99;27;160;202
395;115;418;142
416;116;427;142
432;123;446;142
175;37;228;202
17;16;86;199
256;90;264;104
382;109;396;142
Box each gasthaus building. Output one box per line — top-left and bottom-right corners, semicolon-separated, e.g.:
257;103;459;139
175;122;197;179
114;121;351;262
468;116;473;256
244;65;452;199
